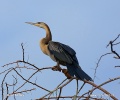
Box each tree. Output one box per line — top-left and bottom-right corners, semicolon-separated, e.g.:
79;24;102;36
1;34;120;100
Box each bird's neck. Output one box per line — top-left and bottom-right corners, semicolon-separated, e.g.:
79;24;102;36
40;25;52;55
43;24;52;44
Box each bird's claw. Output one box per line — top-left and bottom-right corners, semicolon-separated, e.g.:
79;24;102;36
52;67;72;79
52;66;61;72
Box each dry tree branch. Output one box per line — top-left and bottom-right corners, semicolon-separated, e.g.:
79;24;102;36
94;34;120;81
6;75;18;87
1;62;52;100
41;95;102;100
115;66;120;68
84;80;118;100
5;83;9;100
56;88;62;100
113;41;120;45
89;76;120;97
76;79;79;95
21;43;25;61
5;88;35;99
13;68;50;92
89;34;120;100
3;60;117;100
1;36;120;100
77;82;85;94
93;52;112;81
109;41;120;59
107;34;120;59
1;43;52;100
37;78;73;100
1;68;14;100
110;34;120;44
38;77;118;100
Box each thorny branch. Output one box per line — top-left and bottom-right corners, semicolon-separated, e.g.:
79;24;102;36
1;34;120;100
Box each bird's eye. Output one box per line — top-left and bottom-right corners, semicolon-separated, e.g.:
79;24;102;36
37;22;41;24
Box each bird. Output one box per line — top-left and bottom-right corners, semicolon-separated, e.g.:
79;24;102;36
26;22;92;81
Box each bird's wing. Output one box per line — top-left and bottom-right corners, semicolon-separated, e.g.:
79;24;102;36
48;41;76;64
58;42;79;64
58;42;76;56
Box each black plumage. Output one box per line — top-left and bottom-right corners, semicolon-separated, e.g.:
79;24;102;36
48;41;92;81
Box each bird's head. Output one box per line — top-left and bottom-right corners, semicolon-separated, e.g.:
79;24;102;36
25;22;47;29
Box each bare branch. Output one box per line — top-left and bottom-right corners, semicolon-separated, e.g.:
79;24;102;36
13;68;51;92
93;52;112;80
37;78;73;100
80;77;120;100
21;43;25;61
1;36;120;100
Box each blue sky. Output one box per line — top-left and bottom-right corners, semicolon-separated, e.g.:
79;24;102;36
0;0;120;99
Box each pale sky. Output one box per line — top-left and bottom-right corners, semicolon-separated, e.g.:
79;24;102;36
0;0;120;99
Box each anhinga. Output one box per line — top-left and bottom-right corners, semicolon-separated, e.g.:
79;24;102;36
26;22;92;81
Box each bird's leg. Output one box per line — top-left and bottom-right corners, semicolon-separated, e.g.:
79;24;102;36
62;69;72;79
52;62;62;72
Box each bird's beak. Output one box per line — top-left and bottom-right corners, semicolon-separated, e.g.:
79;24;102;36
25;22;36;25
25;22;39;27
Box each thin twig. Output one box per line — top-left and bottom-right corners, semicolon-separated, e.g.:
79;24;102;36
1;68;13;100
93;52;112;81
13;68;51;92
89;76;120;96
109;41;120;59
78;82;85;94
79;78;119;100
57;88;62;100
21;43;25;61
37;78;73;100
6;88;35;98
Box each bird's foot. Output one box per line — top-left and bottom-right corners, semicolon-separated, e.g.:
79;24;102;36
52;65;62;72
62;69;72;79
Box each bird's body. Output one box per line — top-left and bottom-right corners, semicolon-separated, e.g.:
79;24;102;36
26;22;92;81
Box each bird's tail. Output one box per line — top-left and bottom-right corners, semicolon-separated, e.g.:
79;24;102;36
66;65;93;81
